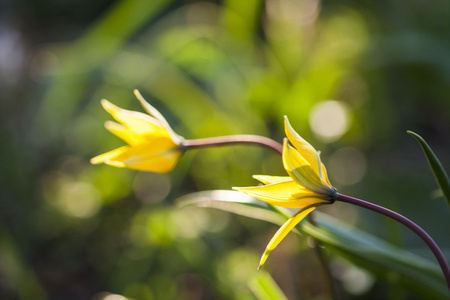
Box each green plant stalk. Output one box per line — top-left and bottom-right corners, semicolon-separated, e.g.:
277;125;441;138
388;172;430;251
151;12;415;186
337;193;450;292
407;131;450;207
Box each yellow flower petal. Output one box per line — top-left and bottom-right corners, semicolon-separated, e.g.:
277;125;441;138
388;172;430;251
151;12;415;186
283;140;331;194
258;205;320;269
284;116;323;178
233;180;328;208
104;121;142;145
133;89;180;142
92;92;184;173
106;137;182;172
90;146;129;165
321;163;332;186
230;117;338;269
104;160;126;168
101;99;169;138
253;175;292;185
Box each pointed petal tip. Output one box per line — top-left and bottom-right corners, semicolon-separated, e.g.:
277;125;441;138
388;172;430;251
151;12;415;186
258;253;268;269
252;175;268;184
133;89;143;99
90;158;100;165
284;117;296;134
100;98;111;105
105;160;125;168
104;120;115;129
133;90;161;118
100;99;118;113
133;90;149;107
252;175;269;184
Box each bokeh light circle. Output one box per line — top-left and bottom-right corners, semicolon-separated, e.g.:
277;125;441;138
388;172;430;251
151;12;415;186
309;100;350;142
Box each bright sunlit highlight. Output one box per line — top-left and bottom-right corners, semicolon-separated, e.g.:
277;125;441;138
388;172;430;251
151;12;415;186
340;263;375;295
58;182;102;218
102;294;128;300
309;100;350;142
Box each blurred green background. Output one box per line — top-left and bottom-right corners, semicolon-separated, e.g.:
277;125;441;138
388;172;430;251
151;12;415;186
1;0;449;299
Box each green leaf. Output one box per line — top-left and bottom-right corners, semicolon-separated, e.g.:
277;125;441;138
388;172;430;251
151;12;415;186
407;130;450;207
301;212;447;299
177;190;448;299
249;271;289;300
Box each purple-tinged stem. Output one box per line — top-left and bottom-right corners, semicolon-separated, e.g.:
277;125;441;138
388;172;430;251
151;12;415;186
337;193;450;291
184;135;283;154
186;135;337;298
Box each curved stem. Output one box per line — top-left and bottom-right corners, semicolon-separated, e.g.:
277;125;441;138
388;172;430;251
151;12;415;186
184;135;283;154
337;193;450;291
186;135;338;297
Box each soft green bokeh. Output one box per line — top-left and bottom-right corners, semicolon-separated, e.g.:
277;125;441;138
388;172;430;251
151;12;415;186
1;0;449;299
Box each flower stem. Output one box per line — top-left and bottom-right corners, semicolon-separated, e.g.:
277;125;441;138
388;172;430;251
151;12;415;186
184;135;283;154
186;135;339;297
337;193;450;291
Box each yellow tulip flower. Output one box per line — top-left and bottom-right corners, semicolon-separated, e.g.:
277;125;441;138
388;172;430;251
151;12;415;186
91;90;184;172
234;116;337;268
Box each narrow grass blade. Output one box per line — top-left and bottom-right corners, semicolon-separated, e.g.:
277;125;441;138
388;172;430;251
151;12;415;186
249;271;289;300
407;130;450;207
